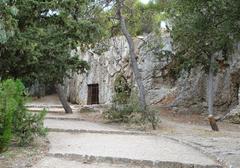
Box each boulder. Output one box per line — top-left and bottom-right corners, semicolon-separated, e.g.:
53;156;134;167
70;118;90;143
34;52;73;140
224;106;240;124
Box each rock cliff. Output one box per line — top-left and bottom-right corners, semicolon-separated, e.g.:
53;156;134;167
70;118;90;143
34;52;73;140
65;33;240;123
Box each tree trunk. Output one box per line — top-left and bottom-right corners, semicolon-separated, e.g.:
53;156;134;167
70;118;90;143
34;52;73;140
207;55;219;131
116;0;147;113
55;83;73;114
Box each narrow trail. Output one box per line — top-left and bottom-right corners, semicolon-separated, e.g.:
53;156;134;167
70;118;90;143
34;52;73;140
27;96;222;168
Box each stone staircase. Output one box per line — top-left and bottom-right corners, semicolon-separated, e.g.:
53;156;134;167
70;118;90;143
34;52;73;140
29;104;221;168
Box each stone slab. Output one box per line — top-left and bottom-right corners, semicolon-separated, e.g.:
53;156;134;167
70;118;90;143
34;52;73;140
44;119;122;132
33;157;149;168
47;132;219;167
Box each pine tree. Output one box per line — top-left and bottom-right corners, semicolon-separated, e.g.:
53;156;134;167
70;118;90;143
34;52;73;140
0;0;104;113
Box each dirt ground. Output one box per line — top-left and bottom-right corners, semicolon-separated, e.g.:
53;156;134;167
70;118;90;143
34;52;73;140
2;94;239;168
0;137;49;168
80;105;240;132
79;105;240;168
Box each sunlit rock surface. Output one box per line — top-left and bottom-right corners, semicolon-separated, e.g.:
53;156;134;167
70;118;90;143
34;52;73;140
65;33;173;105
65;34;240;119
173;43;240;116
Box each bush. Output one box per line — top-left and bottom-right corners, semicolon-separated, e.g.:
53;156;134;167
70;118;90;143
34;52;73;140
104;88;160;129
13;108;47;146
104;90;142;122
0;79;47;152
104;74;160;129
0;80;19;152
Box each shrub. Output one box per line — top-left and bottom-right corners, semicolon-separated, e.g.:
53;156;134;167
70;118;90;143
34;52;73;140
13;108;47;146
104;88;160;129
104;90;142;122
104;74;160;129
113;74;131;104
0;80;19;152
0;79;47;152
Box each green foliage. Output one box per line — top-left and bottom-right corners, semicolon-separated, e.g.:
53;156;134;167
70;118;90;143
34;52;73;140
104;74;135;122
104;90;141;122
13;109;47;146
119;0;169;36
0;79;21;152
104;89;160;129
166;0;240;75
9;80;47;146
0;1;17;44
0;79;46;152
104;72;160;127
113;74;131;104
123;0;162;35
0;0;104;85
95;0;164;38
92;41;110;55
145;107;160;130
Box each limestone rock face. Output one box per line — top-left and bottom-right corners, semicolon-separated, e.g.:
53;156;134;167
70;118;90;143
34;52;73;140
173;67;208;114
65;33;173;105
65;33;240;119
173;43;240;115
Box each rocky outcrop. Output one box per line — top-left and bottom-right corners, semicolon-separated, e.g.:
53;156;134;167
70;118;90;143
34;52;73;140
224;106;240;124
172;67;208;114
65;32;173;105
64;31;240;120
173;43;240;115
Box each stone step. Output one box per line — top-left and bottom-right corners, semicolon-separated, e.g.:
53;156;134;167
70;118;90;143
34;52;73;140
43;112;83;120
28;107;65;113
44;116;151;135
45;116;84;121
48;128;153;136
26;105;64;108
43;154;220;168
27;105;81;114
26;104;81;108
46;132;221;168
33;156;152;168
44;119;124;133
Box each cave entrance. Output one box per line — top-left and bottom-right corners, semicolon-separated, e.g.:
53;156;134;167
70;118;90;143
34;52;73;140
87;84;99;105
